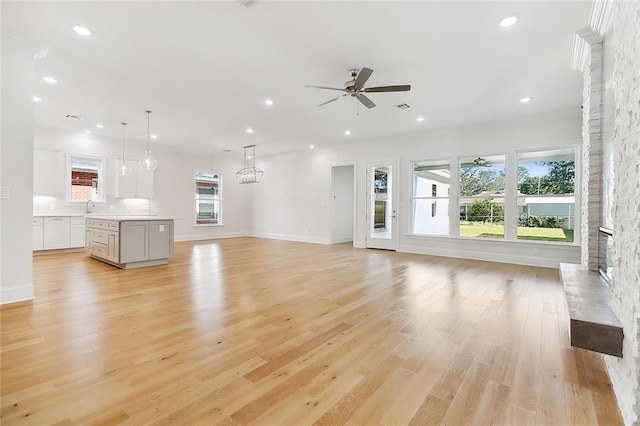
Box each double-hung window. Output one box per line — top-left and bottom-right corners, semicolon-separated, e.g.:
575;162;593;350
517;149;575;242
459;155;506;238
195;172;221;225
412;160;450;235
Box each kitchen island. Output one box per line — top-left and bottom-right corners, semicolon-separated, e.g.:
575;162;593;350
85;216;174;269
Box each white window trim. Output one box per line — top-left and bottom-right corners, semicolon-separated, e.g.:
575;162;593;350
65;153;107;205
194;170;223;227
407;146;580;246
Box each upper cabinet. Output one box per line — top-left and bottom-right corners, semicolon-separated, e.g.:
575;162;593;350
115;160;154;199
34;150;58;195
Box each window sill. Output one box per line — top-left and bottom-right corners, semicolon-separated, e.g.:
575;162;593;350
405;233;578;247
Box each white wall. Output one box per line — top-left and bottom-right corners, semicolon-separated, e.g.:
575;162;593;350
1;36;36;303
252;109;582;267
33;124;251;242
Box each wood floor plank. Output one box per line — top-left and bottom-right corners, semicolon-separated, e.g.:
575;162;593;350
0;238;623;425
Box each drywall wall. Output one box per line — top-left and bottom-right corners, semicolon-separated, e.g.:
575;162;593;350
1;36;36;303
250;109;583;267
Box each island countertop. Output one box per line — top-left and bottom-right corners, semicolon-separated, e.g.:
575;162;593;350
86;215;174;221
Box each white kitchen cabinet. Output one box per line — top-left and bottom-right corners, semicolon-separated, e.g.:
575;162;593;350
32;217;44;251
114;160;154;199
69;217;86;248
43;217;70;249
34;150;57;196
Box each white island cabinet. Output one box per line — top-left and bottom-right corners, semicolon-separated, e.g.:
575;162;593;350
86;216;173;269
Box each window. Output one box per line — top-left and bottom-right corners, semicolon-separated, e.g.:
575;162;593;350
412;160;450;235
459;155;506;238
517;149;575;242
195;172;221;225
66;154;105;203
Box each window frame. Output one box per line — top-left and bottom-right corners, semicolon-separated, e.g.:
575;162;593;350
65;153;106;205
410;158;452;236
407;146;580;246
194;171;222;227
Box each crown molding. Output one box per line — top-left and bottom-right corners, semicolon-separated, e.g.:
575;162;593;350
589;0;615;35
570;0;614;72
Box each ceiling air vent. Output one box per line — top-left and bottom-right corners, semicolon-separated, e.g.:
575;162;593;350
396;103;411;110
65;114;84;120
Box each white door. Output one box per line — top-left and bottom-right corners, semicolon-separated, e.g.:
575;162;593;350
366;160;398;251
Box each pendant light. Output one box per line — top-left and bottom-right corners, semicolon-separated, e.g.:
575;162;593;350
139;110;157;171
236;144;264;184
115;122;131;176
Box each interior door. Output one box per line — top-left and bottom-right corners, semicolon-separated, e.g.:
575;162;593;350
366;160;398;250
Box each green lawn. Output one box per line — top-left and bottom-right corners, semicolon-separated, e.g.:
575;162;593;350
459;221;574;242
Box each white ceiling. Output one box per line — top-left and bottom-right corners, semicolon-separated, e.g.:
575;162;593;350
3;1;590;157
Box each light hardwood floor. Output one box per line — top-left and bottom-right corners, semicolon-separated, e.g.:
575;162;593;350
1;238;622;425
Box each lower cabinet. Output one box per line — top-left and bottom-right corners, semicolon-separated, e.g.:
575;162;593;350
33;218;44;251
43;217;70;249
86;219;173;268
70;217;86;248
33;216;85;251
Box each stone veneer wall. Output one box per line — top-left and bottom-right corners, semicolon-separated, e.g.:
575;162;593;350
603;1;640;424
580;27;603;272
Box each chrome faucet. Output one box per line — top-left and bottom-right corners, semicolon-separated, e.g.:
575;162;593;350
86;200;95;214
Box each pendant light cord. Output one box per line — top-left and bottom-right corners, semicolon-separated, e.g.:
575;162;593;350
146;110;151;151
121;122;127;159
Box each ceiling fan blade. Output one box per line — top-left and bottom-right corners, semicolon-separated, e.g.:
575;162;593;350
363;84;411;93
304;85;346;91
356;94;376;109
354;67;373;88
318;94;347;107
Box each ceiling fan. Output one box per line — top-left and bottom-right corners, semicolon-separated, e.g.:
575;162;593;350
305;67;411;109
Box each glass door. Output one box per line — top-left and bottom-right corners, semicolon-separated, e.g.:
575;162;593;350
366;160;398;250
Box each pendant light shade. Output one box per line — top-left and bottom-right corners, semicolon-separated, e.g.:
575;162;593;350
139;110;157;171
236;145;263;184
115;122;131;176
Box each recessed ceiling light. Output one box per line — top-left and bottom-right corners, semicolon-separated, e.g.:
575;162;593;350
43;76;58;84
33;96;42;102
150;134;158;139
499;15;518;28
344;130;351;136
84;130;92;134
73;26;92;36
95;123;104;128
264;99;274;106
520;97;531;103
309;145;315;149
416;116;425;122
247;155;252;159
246;127;254;134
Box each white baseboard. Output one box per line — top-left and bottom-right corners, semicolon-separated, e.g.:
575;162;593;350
1;283;35;305
249;232;329;245
399;243;580;268
175;231;247;242
330;237;354;244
